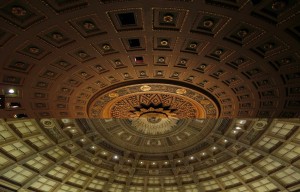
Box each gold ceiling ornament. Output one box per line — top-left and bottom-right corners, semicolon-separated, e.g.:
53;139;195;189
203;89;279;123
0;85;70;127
108;92;119;98
140;85;151;91
176;88;187;95
130;107;178;135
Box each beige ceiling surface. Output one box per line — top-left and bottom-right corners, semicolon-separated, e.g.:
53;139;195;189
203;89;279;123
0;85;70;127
0;0;299;118
0;118;299;192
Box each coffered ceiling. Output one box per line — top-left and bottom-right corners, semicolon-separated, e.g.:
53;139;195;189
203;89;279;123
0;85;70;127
0;0;299;118
0;118;300;192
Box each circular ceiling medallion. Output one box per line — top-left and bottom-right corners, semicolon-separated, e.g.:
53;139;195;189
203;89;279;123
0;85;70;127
88;83;220;119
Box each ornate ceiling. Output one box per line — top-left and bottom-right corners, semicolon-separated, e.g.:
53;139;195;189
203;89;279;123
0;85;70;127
0;0;300;192
0;118;300;192
0;0;299;118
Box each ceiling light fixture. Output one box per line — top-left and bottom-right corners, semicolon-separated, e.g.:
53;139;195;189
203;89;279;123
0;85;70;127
113;155;119;160
8;89;15;94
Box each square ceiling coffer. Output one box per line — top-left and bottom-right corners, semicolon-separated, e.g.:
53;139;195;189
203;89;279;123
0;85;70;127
118;13;136;26
128;39;140;47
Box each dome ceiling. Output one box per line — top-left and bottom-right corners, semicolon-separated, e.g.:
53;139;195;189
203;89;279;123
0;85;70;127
0;0;299;118
0;1;300;192
0;118;300;192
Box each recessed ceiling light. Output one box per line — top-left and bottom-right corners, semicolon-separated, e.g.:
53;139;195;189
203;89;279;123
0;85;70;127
235;126;242;130
113;155;119;160
8;89;15;94
202;152;206;156
190;156;194;160
152;162;156;165
224;139;228;143
177;160;181;163
238;120;247;124
164;161;168;165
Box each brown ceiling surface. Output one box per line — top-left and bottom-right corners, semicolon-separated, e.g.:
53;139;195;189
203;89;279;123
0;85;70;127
0;0;299;118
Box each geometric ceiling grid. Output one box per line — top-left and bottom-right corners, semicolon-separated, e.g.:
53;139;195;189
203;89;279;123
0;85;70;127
0;0;299;118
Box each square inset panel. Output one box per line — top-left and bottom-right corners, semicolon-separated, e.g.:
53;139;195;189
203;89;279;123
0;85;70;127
108;9;143;32
242;67;265;79
205;45;234;62
286;23;300;42
38;26;75;48
68;48;96;62
153;37;176;51
59;87;73;95
69;14;107;38
205;0;247;10
43;0;88;13
251;36;288;58
153;55;169;66
33;80;51;90
251;0;298;24
17;42;50;60
0;28;15;47
269;55;298;70
4;59;34;73
121;37;146;51
180;39;208;54
130;55;147;66
105;75;119;83
109;59;127;69
226;55;254;70
56;95;69;102
75;70;94;80
92;41;119;55
0;0;45;29
193;63;213;74
224;22;265;46
191;11;230;37
2;75;23;85
210;69;226;79
32;92;48;99
39;68;61;80
174;57;189;68
31;102;49;110
50;59;76;71
153;8;187;31
90;64;109;74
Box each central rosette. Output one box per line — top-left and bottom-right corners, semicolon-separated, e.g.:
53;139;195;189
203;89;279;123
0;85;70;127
130;104;178;135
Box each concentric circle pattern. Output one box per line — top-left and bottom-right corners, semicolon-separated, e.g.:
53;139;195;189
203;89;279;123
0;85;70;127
0;0;299;118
